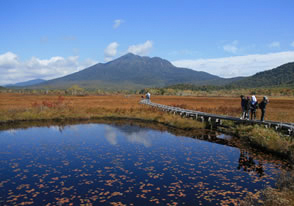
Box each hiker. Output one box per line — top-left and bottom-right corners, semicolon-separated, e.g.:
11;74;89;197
146;92;151;102
259;96;269;121
240;95;247;119
244;96;251;120
250;95;258;120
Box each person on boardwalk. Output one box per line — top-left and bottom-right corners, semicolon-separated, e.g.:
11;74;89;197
250;95;258;120
240;95;247;119
244;96;251;120
146;92;151;102
259;96;269;122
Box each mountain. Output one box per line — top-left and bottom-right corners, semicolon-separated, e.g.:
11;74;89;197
231;62;294;88
6;79;46;87
14;55;293;91
30;53;225;90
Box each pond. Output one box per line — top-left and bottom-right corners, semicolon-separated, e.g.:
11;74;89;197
0;122;287;205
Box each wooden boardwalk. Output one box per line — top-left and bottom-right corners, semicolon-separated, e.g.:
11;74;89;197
140;99;294;136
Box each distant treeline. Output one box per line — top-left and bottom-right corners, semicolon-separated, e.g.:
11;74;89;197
1;83;294;96
140;84;294;96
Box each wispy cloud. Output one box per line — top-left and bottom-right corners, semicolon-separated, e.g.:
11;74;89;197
172;51;294;78
268;41;280;48
104;42;119;62
113;19;124;29
0;52;96;85
223;40;238;53
40;36;48;43
291;41;294;47
127;40;153;55
63;36;77;41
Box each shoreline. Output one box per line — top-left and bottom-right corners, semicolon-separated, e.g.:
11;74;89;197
0;113;293;163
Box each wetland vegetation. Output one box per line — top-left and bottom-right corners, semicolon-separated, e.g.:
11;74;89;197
0;92;294;205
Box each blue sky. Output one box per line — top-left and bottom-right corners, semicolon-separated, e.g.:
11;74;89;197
1;0;294;84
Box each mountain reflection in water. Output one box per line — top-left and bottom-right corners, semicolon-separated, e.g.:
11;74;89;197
0;123;286;205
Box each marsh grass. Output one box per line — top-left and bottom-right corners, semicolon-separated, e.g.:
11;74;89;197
0;94;204;129
236;125;294;160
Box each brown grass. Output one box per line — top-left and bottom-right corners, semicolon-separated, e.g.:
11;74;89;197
0;93;205;129
151;95;294;123
1;93;294;124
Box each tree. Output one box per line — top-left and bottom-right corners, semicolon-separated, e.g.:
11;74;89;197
67;85;84;96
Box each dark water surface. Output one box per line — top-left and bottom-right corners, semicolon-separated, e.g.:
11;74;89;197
0;123;286;205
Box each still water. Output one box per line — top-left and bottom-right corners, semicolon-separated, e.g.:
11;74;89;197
0;123;285;205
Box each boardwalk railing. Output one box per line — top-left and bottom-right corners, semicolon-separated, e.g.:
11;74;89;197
140;99;294;136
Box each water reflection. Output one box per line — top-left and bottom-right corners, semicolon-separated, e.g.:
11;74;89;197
0;123;286;205
124;130;151;147
50;125;65;133
238;150;265;177
217;133;232;140
103;125;153;147
1;128;18;135
104;125;118;145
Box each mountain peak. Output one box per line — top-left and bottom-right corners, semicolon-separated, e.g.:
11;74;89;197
107;53;140;64
111;53;174;68
117;53;139;59
124;52;137;57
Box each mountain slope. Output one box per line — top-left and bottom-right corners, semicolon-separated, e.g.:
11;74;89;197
231;62;294;88
31;53;223;90
6;79;46;87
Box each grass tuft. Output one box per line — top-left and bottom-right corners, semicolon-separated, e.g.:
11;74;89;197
236;125;294;160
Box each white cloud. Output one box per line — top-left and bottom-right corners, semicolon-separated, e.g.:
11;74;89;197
104;42;119;62
0;52;19;68
127;40;153;55
223;40;238;53
0;52;96;85
268;41;280;48
291;41;294;47
172;51;294;78
113;19;124;29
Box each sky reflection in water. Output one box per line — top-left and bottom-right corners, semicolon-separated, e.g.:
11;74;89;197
0;123;284;205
